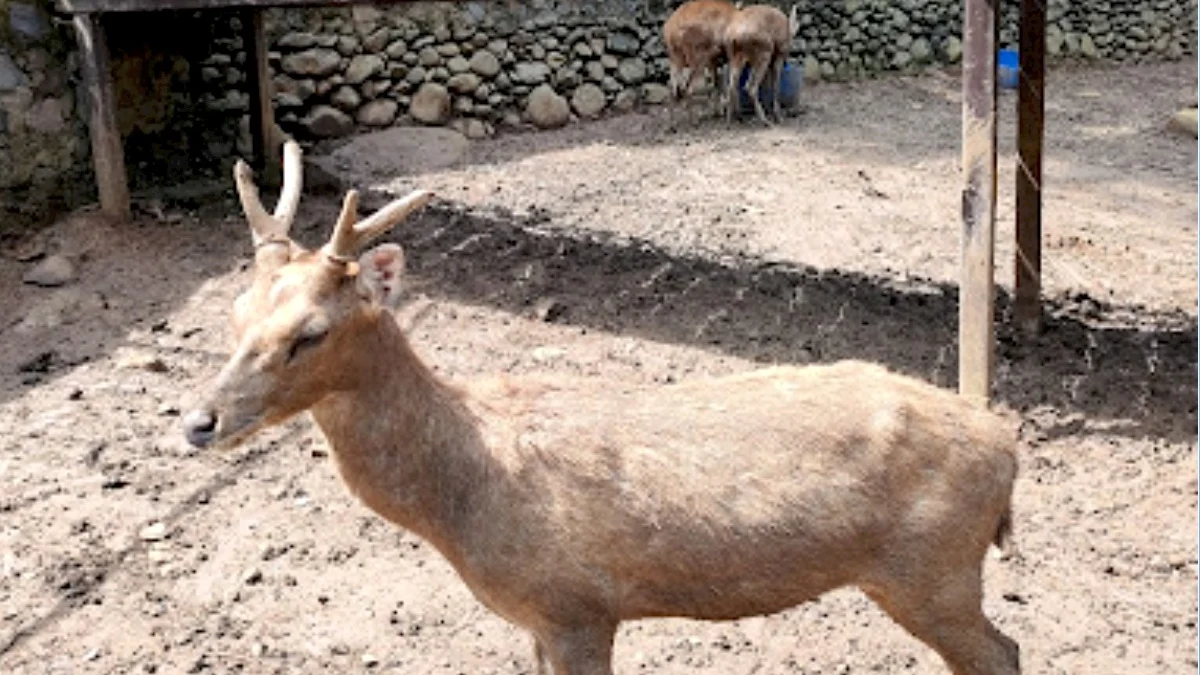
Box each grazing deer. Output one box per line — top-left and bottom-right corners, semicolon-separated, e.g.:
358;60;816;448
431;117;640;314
726;3;799;125
183;142;1021;675
663;0;739;128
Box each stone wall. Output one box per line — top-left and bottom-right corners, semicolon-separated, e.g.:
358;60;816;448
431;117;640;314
256;0;1196;140
0;2;248;228
0;0;88;226
0;0;1195;227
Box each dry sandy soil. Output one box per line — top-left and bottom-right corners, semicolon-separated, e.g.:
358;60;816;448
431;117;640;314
1;60;1196;674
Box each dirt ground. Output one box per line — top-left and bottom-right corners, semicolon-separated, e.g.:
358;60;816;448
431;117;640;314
1;59;1196;675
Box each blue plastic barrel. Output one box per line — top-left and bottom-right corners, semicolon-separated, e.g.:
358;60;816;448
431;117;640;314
737;60;804;113
998;49;1019;89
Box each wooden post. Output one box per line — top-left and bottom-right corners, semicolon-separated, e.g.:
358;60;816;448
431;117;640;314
241;7;280;186
1014;0;1046;337
959;0;999;402
74;12;131;222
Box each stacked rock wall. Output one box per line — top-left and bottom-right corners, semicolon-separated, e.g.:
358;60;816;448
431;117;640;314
259;0;1196;139
265;2;677;139
0;0;89;224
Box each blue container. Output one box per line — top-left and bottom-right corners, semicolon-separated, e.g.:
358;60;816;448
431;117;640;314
998;49;1019;89
737;60;804;113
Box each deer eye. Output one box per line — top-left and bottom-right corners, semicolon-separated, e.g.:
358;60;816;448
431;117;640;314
287;327;328;363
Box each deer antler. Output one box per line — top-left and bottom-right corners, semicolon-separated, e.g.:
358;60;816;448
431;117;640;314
234;140;304;247
324;189;436;263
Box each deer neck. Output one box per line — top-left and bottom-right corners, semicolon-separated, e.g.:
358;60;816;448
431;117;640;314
308;312;487;564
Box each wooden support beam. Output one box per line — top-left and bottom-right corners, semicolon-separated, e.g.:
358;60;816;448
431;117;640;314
74;13;132;222
241;7;280;186
1015;0;1046;337
959;0;999;402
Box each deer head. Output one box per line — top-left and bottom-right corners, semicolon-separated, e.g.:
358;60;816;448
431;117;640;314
183;142;434;449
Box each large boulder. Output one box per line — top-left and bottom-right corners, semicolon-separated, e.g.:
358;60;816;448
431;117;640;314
345;54;384;84
277;32;318;49
357;99;398;127
330;86;362;112
469;50;502;78
525;84;570;129
410;83;451;125
303;105;354;137
307;127;469;186
570;83;607;118
514;62;551;84
447;72;482;95
617;57;647;85
281;48;341;77
607;31;640;56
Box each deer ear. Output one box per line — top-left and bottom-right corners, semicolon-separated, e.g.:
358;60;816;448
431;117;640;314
356;243;406;309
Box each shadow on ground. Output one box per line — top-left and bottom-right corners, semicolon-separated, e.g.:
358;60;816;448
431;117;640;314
372;198;1196;446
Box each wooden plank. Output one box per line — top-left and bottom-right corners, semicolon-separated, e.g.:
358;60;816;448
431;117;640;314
241;7;280;186
1014;0;1046;337
959;0;998;402
74;12;131;222
58;0;465;13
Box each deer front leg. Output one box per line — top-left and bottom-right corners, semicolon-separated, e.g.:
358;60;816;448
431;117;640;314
536;622;617;675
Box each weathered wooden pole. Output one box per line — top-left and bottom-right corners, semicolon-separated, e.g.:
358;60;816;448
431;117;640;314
1014;0;1046;336
74;12;132;222
241;7;281;186
959;0;999;401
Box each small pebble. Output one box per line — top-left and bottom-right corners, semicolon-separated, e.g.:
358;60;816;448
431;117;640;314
139;522;168;542
23;255;77;287
533;296;566;322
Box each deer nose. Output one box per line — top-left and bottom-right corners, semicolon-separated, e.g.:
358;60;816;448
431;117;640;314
183;408;218;448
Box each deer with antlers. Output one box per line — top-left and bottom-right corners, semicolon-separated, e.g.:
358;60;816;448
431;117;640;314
183;141;1021;675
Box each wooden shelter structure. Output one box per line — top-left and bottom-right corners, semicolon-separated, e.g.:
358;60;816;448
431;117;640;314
56;0;1047;403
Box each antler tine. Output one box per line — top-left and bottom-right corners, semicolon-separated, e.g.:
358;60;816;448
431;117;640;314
233;159;275;245
273;141;304;227
323;190;435;264
324;190;361;262
233;141;304;247
352;190;436;248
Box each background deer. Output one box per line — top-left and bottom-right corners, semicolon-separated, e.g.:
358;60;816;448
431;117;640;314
726;3;799;124
183;142;1021;675
663;0;739;127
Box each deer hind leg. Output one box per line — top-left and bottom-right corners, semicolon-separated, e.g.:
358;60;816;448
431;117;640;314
768;54;785;122
534;637;552;675
726;53;747;124
667;61;687;129
863;567;1020;675
745;53;774;126
666;61;678;128
705;58;725;119
680;63;709;126
535;622;617;675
